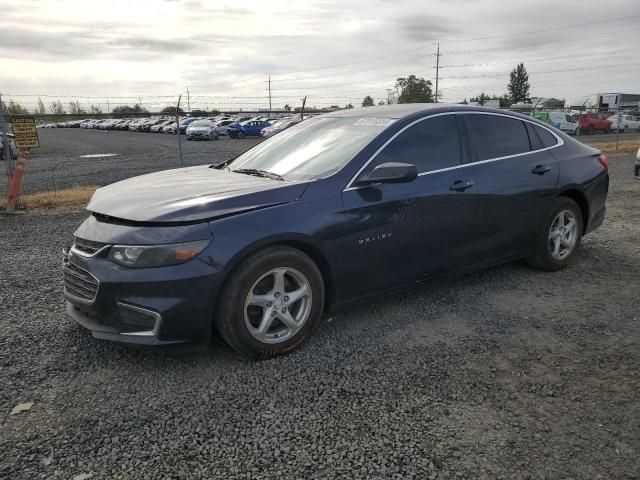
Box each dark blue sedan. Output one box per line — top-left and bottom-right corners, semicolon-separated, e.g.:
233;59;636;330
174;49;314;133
64;104;609;358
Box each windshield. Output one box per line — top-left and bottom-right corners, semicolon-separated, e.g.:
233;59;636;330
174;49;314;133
230;116;393;181
191;120;212;127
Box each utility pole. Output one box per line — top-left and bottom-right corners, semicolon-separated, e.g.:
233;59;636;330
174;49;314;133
268;74;272;112
187;87;191;114
434;42;441;103
106;98;110;113
176;95;183;166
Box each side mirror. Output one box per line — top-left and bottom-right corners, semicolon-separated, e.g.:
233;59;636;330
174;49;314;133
355;162;418;186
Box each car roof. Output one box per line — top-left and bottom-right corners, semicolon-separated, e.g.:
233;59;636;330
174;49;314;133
318;103;527;120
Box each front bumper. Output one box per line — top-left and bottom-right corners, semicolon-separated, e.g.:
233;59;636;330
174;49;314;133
63;246;223;346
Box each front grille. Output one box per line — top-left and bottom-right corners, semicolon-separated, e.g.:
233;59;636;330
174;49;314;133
73;237;106;256
63;261;99;302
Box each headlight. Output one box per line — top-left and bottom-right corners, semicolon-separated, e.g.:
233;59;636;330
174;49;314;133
108;239;210;268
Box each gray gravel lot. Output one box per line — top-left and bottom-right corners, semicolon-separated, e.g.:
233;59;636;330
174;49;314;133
0;129;262;195
0;139;639;479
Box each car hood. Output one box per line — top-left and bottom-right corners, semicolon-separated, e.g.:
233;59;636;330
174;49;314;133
87;165;308;223
187;126;212;132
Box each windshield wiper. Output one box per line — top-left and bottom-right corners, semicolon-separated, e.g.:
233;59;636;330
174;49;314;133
232;168;284;181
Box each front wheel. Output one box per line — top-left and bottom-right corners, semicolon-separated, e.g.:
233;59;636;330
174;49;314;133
526;197;583;271
214;246;325;359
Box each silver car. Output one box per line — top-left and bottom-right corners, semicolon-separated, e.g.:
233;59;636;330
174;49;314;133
186;120;218;140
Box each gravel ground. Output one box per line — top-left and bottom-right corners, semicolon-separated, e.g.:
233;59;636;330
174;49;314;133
0;152;639;479
0;129;261;195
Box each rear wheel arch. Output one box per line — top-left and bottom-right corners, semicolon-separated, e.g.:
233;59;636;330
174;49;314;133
558;189;589;233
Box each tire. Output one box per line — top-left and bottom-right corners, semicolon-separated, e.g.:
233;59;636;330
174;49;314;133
526;197;584;272
238;131;245;139
573;128;579;136
623;126;629;133
588;125;596;135
214;246;325;359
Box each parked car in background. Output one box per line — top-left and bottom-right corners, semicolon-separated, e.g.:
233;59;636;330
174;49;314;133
179;117;201;134
64;105;609;358
636;147;640;179
228;120;272;138
0;133;17;160
607;114;640;132
575;113;612;134
548;112;580;135
186;120;218;140
150;119;174;133
214;120;234;136
260;118;300;138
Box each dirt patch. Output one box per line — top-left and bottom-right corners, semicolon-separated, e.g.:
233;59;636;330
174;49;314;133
0;185;97;210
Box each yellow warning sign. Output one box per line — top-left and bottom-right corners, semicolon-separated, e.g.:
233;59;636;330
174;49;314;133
11;117;40;149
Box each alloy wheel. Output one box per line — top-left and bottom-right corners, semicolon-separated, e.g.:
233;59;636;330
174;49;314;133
548;210;578;260
244;267;312;344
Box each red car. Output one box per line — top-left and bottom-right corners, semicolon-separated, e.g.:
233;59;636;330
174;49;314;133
576;113;612;134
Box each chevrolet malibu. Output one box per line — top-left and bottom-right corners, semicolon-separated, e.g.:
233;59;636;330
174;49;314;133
63;104;609;358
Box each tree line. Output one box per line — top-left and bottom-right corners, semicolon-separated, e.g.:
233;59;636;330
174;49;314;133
2;63;532;115
359;62;531;107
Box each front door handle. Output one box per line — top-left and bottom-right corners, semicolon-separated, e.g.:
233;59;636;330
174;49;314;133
532;165;552;175
449;179;474;192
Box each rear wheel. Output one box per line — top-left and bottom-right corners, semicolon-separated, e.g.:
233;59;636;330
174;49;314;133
214;246;324;359
588;125;596;135
623;125;629;133
526;197;583;271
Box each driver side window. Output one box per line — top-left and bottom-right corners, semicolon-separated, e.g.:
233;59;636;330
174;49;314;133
369;114;462;174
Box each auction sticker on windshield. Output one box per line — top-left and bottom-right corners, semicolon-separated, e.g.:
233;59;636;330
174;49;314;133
11;117;40;149
353;118;396;126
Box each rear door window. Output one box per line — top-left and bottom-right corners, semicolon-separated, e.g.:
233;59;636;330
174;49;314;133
464;114;530;161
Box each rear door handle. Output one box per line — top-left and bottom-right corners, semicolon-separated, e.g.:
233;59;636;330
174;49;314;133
532;165;552;175
449;179;474;192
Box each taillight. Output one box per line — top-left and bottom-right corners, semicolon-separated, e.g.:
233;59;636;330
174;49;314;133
597;154;609;171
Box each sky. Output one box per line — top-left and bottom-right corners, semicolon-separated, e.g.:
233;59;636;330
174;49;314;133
0;0;639;111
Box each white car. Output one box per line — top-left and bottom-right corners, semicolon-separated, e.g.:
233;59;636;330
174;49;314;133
549;112;580;135
607;114;640;133
185;120;218;140
214;119;234;136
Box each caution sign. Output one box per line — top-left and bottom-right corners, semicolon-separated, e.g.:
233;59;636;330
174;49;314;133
11;117;40;149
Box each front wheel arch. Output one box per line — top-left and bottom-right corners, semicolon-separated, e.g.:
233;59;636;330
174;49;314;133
211;237;336;325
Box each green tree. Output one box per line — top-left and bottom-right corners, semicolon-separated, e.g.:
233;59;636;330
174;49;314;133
378;100;385;105
49;100;66;114
112;104;148;114
345;103;354;109
507;63;530;104
5;100;29;115
395;75;434;103
35;97;47;114
283;104;291;111
68;100;86;114
361;95;374;107
160;106;184;114
89;104;103;114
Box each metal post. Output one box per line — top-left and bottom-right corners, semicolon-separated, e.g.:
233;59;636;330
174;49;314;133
615;108;621;152
176;95;183;166
187;88;191;114
0;93;14;181
268;74;272;112
300;96;307;121
434;42;441;103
